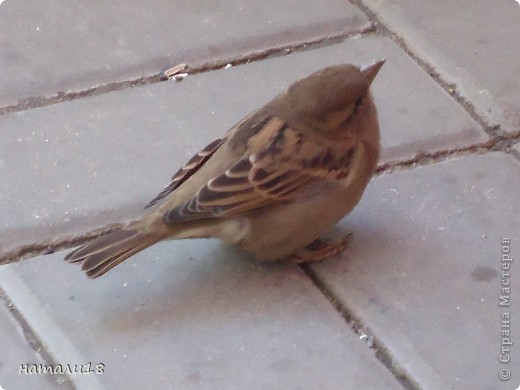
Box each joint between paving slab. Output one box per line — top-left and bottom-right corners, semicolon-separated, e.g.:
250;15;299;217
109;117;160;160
164;26;376;78
0;223;124;267
0;288;75;389
349;0;503;139
376;130;520;175
511;144;520;162
1;131;519;266
0;27;375;117
300;264;418;390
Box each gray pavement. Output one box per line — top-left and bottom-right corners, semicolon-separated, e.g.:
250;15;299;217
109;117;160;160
1;1;519;389
0;35;487;261
0;0;370;108
0;246;403;389
311;152;520;389
0;294;71;390
363;0;520;133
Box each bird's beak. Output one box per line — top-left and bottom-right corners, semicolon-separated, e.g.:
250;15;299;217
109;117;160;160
361;59;385;85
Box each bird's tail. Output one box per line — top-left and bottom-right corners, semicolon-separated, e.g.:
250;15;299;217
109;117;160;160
65;228;164;278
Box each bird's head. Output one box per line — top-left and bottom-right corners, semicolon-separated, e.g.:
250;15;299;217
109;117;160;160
277;60;385;141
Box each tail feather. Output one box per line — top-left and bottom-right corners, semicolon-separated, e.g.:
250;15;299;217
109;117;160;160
65;229;141;264
65;228;162;278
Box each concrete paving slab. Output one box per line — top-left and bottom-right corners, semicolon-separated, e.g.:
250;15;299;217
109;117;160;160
0;35;487;259
364;0;520;132
310;152;520;389
0;299;70;390
0;242;404;389
0;0;370;108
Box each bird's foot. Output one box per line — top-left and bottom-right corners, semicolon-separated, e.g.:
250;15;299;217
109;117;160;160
288;233;352;264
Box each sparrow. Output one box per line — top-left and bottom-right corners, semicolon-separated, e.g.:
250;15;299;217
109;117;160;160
65;60;385;278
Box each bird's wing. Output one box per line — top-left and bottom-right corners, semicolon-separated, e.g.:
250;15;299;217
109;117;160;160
163;115;356;224
144;138;226;208
144;106;272;209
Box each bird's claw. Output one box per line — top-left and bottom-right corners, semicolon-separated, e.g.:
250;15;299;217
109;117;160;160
287;233;352;264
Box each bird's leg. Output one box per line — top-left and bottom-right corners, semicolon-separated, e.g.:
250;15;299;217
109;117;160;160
287;233;352;263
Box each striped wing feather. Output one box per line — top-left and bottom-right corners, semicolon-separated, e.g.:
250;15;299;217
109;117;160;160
145;138;225;208
163;117;355;224
163;155;310;223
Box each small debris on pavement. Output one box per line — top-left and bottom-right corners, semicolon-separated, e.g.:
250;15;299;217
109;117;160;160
172;72;189;81
162;63;188;81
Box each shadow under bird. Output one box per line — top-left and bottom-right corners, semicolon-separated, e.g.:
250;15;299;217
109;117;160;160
65;60;385;278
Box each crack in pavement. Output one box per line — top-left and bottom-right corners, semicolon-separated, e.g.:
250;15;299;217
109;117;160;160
0;26;374;116
376;131;520;175
348;0;503;138
0;289;75;389
300;263;418;390
0;3;517;389
1;131;518;267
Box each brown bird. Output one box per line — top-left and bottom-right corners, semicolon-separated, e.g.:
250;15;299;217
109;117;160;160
65;60;385;278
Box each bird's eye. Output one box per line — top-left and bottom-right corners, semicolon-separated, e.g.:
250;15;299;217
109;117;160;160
355;97;363;107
